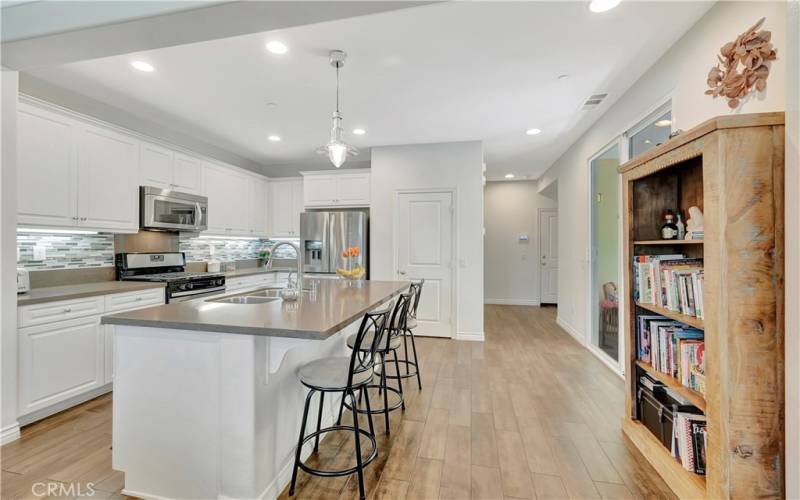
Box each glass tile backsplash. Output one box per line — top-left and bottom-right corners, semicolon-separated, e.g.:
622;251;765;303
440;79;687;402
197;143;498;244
178;236;298;262
16;231;298;270
17;232;115;270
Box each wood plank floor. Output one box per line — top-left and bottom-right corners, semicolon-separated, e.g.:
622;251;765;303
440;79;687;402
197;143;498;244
1;305;676;500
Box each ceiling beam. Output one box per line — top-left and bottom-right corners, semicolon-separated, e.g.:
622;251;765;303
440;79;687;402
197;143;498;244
1;1;435;70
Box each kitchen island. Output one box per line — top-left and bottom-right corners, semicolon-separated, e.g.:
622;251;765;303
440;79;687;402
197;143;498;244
102;280;409;500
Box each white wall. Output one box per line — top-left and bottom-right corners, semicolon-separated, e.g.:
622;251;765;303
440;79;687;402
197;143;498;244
537;1;788;340
370;141;484;340
484;181;556;306
785;2;799;497
1;69;20;444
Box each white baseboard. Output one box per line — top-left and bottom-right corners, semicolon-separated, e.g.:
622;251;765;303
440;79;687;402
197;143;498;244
1;422;21;445
556;316;584;344
484;298;541;306
17;383;112;426
455;331;484;342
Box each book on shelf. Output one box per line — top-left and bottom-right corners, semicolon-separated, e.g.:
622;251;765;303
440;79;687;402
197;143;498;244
633;254;704;319
672;412;707;475
637;315;705;395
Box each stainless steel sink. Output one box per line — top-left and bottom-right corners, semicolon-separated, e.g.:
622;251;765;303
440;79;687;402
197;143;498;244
211;296;280;305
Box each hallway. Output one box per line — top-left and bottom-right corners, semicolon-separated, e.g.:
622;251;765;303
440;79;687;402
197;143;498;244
1;306;675;499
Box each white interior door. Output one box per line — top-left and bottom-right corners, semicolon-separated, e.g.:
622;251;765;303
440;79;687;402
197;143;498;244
539;209;558;304
396;191;454;338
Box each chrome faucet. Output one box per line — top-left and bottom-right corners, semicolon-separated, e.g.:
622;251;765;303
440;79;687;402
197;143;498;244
266;241;303;290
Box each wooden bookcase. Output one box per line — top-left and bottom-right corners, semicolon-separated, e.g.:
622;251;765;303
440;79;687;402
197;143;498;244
618;113;785;499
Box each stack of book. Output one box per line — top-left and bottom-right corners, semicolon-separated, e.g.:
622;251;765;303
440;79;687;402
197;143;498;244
633;255;705;319
672;412;707;475
637;315;705;394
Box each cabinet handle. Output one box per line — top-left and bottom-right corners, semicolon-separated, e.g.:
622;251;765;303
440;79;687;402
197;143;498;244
72;216;79;221
80;217;87;221
63;307;72;313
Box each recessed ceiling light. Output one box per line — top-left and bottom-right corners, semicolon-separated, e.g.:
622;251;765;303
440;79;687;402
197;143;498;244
266;41;288;54
526;128;542;136
352;128;366;136
589;0;621;13
655;119;672;127
505;173;515;179
644;139;652;144
268;135;281;142
131;61;154;72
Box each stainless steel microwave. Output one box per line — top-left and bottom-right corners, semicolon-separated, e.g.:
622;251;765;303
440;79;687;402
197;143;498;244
140;186;208;232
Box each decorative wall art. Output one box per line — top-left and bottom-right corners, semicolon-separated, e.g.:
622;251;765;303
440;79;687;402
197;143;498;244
705;17;777;109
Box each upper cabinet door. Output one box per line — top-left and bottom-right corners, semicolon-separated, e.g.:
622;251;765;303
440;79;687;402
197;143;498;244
76;125;139;232
17;106;78;227
269;181;295;237
140;141;173;190
204;163;251;235
336;173;370;206
172;152;203;194
249;178;269;237
303;175;338;207
291;179;304;235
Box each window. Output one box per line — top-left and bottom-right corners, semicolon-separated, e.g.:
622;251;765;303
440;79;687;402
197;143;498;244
627;102;672;159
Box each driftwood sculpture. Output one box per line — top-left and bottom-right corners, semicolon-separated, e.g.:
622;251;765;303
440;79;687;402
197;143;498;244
705;17;777;109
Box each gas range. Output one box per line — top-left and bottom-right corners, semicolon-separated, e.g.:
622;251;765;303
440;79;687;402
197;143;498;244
116;252;226;303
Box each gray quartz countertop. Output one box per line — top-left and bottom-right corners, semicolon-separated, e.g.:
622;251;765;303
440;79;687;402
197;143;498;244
102;280;410;340
17;281;165;306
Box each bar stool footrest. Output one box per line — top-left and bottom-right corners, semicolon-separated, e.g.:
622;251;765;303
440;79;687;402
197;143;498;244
296;425;377;477
344;385;404;414
379;359;419;380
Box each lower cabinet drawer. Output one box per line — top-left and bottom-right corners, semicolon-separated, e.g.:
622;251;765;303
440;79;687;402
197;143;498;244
18;296;105;328
18;315;104;416
226;273;275;291
105;288;165;313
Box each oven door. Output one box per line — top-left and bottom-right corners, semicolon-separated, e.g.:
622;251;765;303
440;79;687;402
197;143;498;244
141;187;208;231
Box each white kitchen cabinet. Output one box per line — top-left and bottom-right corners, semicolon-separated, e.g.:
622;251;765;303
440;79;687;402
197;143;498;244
301;170;370;208
77;125;140;231
18;315;104;416
103;289;165;384
225;273;276;293
140;143;203;195
204;163;251;235
16;102;140;233
17;289;164;420
172;152;203;194
268;178;303;237
140;141;174;188
303;175;338;206
17;104;78;228
249;178;269;237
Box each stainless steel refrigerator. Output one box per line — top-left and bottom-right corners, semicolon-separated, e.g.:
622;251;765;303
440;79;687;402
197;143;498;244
300;211;368;277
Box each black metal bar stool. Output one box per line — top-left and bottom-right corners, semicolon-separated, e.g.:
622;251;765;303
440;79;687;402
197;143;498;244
387;280;424;390
289;308;390;500
340;292;412;435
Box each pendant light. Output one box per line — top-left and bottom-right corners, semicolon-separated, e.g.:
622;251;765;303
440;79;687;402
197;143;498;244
316;50;358;168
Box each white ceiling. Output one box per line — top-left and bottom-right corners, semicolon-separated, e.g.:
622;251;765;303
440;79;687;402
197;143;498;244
23;1;712;179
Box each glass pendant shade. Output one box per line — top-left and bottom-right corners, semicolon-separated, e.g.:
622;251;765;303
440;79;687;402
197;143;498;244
316;111;358;168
